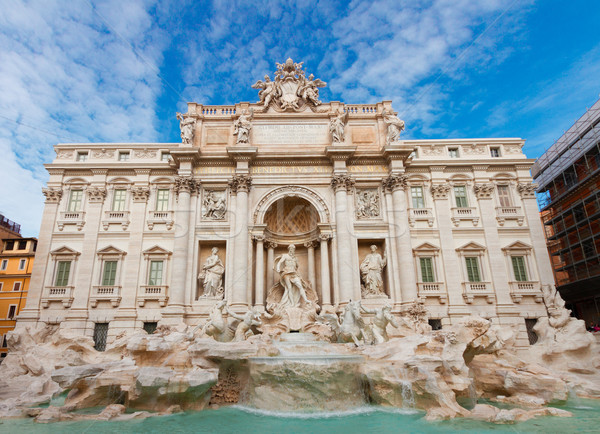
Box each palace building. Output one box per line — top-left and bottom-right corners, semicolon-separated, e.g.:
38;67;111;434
16;59;552;349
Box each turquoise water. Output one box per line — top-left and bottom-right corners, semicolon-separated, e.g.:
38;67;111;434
1;400;599;433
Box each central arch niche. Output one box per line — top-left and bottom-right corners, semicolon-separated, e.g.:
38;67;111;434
263;196;319;242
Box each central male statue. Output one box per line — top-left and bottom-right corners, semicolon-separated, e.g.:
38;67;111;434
274;244;311;308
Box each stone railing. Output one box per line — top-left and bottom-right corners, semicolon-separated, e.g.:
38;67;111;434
408;208;434;227
417;282;447;304
451;207;479;227
41;286;74;308
102;210;130;231
462;281;494;304
345;105;377;115
509;281;542;303
495;206;524;226
147;210;174;230
57;211;86;231
138;285;169;307
90;285;122;308
202;106;236;116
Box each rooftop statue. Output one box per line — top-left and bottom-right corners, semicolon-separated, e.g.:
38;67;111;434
252;58;326;112
176;112;195;145
233;109;253;144
382;109;405;144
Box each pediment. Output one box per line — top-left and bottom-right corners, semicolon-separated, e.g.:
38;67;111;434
97;245;127;256
456;241;486;252
142;245;172;256
413;242;439;252
50;246;80;256
502;241;532;251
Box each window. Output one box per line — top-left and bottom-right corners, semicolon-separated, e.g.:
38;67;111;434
148;260;164;285
573;205;586;222
454;185;469;208
583;240;596;259
420;257;435;282
55;261;72;286
118;151;130;161
497;185;512;207
490;147;501;158
511;256;528;281
1;335;6;347
1;259;7;271
143;322;158;334
448;148;459;158
5;240;14;250
18;259;26;270
465;257;481;282
161;152;170;162
102;261;118;286
93;323;109;352
7;305;17;319
76;151;88;162
428;319;442;330
0;282;3;291
156;189;169;211
18;241;26;250
411;186;425;209
525;318;538;345
112;189;127;212
13;281;21;291
68;189;84;212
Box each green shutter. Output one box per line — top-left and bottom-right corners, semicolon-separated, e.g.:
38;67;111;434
511;256;528;281
420;257;434;282
149;261;163;285
102;261;117;286
454;186;468;208
55;261;71;286
465;257;481;282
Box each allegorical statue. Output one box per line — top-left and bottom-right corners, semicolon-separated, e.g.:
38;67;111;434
360;245;387;297
329;110;348;143
228;308;262;341
252;75;280;108
233;109;253;144
382;109;405;144
198;247;225;298
176;112;195;145
274;244;311;308
361;304;398;344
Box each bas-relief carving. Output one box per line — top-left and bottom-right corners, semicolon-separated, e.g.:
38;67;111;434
360;245;387;298
252;58;326;112
329;110;348;143
382;109;405;144
56;150;74;159
176;112;196;145
134;149;157;159
92;149;115;159
422;146;444;156
233;109;253;144
198;247;225;298
504;145;522;154
202;190;227;220
462;145;486;155
355;189;381;219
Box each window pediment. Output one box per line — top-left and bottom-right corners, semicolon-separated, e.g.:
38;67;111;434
413;242;440;253
142;245;172;257
97;245;127;257
50;246;81;257
456;241;486;252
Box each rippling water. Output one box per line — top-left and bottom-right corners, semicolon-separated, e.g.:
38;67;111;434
2;400;599;433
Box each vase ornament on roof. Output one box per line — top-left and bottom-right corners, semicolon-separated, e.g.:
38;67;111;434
252;58;327;112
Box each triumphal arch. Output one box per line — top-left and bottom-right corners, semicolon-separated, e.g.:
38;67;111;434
18;59;552;347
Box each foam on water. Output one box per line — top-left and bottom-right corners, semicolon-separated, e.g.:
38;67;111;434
231;405;421;419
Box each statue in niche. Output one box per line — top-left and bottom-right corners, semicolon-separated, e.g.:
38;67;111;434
198;247;225;298
252;75;280;108
382;109;405;144
360;245;387;298
329;110;348;143
228;308;262;341
274;244;312;308
202;191;226;220
356;190;380;219
361;304;398;344
233;109;253;144
176;112;195;145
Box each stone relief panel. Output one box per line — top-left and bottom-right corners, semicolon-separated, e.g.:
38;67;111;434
355;189;381;219
202;190;227;220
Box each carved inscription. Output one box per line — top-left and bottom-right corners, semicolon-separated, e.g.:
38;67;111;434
194;164;387;175
252;124;329;145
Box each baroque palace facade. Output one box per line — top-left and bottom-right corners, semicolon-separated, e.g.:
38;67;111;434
17;60;551;348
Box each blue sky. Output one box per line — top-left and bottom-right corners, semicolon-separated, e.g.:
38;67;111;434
1;0;599;236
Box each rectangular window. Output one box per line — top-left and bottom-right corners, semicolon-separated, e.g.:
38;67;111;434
411;186;425;209
55;261;72;286
511;256;528;281
448;148;459;158
0;282;3;291
148;260;164;285
13;281;21;291
118;151;130;161
465;257;481;282
112;189;127;212
497;185;511;207
420;257;435;282
7;305;17;319
102;261;118;286
490;147;501;158
68;189;83;212
454;186;469;208
93;323;109;352
156;189;169;211
18;259;26;270
76;152;88;162
1;259;7;270
5;240;15;250
161;152;170;162
18;241;27;250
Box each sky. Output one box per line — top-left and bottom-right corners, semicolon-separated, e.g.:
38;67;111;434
1;0;599;237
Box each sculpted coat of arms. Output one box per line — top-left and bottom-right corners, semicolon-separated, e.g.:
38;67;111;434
252;58;326;112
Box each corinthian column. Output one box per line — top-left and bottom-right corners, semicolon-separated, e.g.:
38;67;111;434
229;175;252;308
254;235;265;308
319;234;331;306
331;174;355;304
266;241;277;288
305;241;317;291
383;174;417;303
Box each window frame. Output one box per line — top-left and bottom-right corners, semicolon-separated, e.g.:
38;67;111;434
502;241;536;283
410;186;425;209
453;185;469;208
497;184;512;207
68;189;84;212
155;188;170;212
13;281;22;291
76;151;88;162
464;256;482;282
419;257;435;282
18;258;26;270
511;255;528;281
118;151;130;162
7;304;17;319
54;260;72;286
101;260;118;286
111;188;128;212
448;147;459;158
0;259;7;271
148;260;164;285
490;147;501;158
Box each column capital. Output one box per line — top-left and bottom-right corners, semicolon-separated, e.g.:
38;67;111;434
228;174;252;193
42;187;63;203
265;241;278;250
473;183;495;200
174;175;200;197
382;174;407;192
430;183;451;200
131;186;150;203
330;174;355;192
304;240;318;249
318;233;332;242
87;187;107;203
252;234;265;243
517;182;538;199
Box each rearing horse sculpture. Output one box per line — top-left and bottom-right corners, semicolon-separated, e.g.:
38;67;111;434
319;300;369;346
